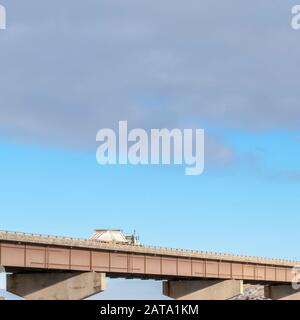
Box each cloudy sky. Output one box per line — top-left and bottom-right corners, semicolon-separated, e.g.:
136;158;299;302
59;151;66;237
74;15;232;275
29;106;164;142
0;1;300;299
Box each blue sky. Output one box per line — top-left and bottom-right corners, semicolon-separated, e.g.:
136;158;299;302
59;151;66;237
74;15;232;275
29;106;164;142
1;131;300;258
1;0;300;299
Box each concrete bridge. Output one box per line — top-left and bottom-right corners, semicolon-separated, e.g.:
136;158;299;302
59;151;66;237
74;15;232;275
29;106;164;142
0;230;299;300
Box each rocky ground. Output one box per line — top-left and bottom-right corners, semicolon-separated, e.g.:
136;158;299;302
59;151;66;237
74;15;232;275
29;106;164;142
231;285;271;300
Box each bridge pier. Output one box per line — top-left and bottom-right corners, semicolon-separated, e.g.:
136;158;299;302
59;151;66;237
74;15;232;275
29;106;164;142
163;279;243;300
7;271;106;300
264;284;300;300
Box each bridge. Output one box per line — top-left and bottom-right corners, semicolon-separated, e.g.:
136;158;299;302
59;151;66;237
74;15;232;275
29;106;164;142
0;229;299;300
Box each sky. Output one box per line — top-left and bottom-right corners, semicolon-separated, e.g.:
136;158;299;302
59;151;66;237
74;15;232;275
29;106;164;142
0;1;300;299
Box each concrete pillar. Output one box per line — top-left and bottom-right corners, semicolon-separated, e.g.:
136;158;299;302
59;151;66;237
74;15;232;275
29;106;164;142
265;284;300;300
7;272;106;300
163;279;243;300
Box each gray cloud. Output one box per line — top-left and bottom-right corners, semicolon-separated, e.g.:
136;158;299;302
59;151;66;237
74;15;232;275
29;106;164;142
0;0;299;163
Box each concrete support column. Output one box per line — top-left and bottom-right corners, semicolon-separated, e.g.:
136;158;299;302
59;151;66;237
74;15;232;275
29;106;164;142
265;284;300;300
7;271;106;300
163;279;243;300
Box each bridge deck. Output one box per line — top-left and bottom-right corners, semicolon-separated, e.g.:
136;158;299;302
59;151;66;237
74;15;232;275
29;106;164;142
0;230;298;283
